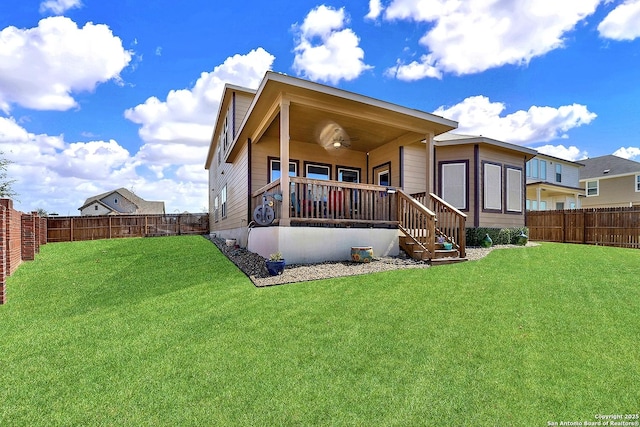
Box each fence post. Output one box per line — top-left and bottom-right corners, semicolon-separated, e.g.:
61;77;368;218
21;213;36;261
0;205;6;304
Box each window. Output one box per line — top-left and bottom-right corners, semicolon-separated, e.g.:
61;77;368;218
555;164;562;183
526;159;547;180
114;198;118;204
441;162;466;210
214;196;219;222
506;167;522;212
636;175;640;192
586;180;599;197
94;205;98;211
531;200;538;210
270;159;297;182
222;116;229;150
220;185;227;218
540;201;547;210
570;202;576;209
556;202;565;210
377;170;390;186
483;162;502;211
305;163;330;180
526;199;531;210
337;167;360;183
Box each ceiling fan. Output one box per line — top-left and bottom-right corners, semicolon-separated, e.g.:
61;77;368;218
316;121;358;150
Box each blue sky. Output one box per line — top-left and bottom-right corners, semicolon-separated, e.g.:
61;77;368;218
1;0;639;215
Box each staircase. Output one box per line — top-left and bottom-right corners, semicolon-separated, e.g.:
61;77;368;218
397;190;467;265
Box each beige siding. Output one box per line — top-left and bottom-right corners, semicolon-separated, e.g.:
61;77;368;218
211;141;250;232
234;93;253;136
403;143;426;194
581;175;640;208
251;137;367;191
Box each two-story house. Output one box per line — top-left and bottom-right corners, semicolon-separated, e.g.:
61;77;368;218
579;155;640;208
79;188;166;216
525;154;584;210
205;72;536;264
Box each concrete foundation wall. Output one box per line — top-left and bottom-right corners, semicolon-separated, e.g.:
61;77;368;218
248;226;399;264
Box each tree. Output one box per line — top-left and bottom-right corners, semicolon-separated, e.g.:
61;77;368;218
0;152;17;199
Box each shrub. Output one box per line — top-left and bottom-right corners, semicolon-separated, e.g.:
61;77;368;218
466;226;529;246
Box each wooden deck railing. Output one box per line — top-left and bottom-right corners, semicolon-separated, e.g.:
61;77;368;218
411;192;467;257
397;189;437;259
251;178;398;226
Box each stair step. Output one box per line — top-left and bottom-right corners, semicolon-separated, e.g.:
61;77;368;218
430;257;468;265
434;249;459;259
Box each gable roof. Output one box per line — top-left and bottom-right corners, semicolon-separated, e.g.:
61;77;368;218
434;132;537;158
579;155;640;180
206;71;458;168
79;188;165;214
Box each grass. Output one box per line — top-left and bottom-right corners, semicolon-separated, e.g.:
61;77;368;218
1;236;638;426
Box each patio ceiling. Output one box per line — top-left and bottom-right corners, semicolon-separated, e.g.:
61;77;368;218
263;103;420;153
240;72;457;155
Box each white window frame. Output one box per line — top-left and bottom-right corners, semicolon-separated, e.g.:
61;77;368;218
441;162;466;210
305;163;331;181
337;167;360;183
635;174;640;192
586;180;599;197
220;185;227;218
377;170;390;186
270;159;297;182
506;167;522;213
214;196;219;222
555;163;562;183
483;162;502;211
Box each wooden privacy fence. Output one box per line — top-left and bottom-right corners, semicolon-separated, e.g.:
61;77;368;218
526;207;640;248
47;213;209;243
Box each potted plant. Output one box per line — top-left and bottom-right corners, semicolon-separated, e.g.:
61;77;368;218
266;252;285;276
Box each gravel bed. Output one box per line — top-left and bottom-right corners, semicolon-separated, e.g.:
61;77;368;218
206;236;536;287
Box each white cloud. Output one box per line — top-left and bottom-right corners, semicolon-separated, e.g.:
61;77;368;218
293;5;373;84
40;0;82;15
613;146;640;159
433;95;597;144
384;0;602;79
124;48;274;173
598;0;640;40
365;0;384;20
0;17;132;113
535;144;588;161
0;116;208;215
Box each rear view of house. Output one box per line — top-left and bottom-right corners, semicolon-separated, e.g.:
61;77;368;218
580;155;640;208
205;72;534;264
79;188;166;216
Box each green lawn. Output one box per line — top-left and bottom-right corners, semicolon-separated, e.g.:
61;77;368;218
1;236;638;426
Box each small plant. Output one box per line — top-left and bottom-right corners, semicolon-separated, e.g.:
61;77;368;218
269;251;283;261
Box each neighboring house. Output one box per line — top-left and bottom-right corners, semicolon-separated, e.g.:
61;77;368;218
79;188;165;216
579;155;640;208
204;72;536;264
525;154;584;210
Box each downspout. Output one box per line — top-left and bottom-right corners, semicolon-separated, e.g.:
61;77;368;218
399;146;404;189
247;138;252;225
474;144;480;228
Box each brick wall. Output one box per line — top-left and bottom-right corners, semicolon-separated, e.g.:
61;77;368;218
0;199;45;305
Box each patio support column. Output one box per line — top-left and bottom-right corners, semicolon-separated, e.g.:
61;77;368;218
280;97;291;226
425;132;434;195
536;187;541;211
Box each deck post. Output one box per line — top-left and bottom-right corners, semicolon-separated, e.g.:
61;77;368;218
280;97;291;227
425;132;434;196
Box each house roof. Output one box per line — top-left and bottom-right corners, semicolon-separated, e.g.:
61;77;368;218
434;132;538;158
206;71;458;168
579;155;640;180
531;152;585;167
79;188;165;214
